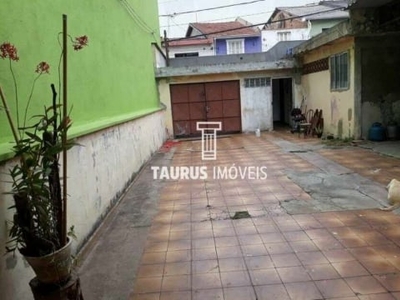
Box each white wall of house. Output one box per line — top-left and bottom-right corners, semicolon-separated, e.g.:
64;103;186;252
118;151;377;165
262;28;311;52
240;77;273;132
168;44;214;57
0;111;166;300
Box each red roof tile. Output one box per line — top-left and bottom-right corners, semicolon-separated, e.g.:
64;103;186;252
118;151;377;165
189;21;259;38
168;38;212;47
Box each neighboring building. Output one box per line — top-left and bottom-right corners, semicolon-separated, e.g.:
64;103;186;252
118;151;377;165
0;1;166;299
156;41;303;137
262;1;349;51
166;17;261;57
293;0;400;139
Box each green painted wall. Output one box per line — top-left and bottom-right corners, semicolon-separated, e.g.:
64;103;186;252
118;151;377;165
0;0;161;159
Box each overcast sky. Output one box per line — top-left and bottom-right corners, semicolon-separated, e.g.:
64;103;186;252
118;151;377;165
158;0;318;38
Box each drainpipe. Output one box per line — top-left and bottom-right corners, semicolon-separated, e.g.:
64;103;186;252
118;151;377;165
164;30;170;66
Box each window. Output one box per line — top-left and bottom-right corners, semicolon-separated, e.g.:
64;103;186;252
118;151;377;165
244;77;271;88
227;39;244;54
330;52;349;90
174;52;199;58
277;32;291;41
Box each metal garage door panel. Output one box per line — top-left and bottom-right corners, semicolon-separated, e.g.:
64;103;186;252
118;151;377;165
188;84;205;103
172;103;189;121
224;117;241;132
223;99;241;117
222;81;239;100
170;84;188;103
190;102;206;120
205;82;222;101
207;101;223;119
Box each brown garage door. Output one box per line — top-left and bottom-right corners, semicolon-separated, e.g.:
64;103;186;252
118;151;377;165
170;81;241;137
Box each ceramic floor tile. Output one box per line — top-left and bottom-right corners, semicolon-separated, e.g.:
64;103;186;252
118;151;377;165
297;251;329;265
191;259;219;274
271;253;302;267
332;261;370;277
249;268;282;285
241;244;268;257
345;276;387;295
315;278;356;298
323;249;355;262
166;250;191;263
134;277;163;293
163;262;191;276
159;291;191;300
218;257;247;272
283;231;311;242
130;293;160;300
137;264;165;278
361;258;399;275
192;288;224;300
305;264;340;280
192;273;222;290
245;255;275;270
265;242;294;254
255;284;291;300
290;240;319;252
216;246;243;259
161;275;191;292
375;273;400;292
285;281;323;300
223;286;257;300
220;270;251;288
276;266;312;283
193;248;217;261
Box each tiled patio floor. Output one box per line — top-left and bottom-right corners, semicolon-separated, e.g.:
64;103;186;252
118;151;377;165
130;133;400;300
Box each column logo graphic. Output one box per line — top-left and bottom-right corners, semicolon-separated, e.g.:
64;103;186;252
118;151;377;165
196;122;222;160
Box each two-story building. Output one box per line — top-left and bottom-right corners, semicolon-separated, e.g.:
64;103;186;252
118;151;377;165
262;0;349;51
166;17;261;57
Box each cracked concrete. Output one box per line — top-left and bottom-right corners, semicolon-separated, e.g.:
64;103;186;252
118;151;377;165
271;138;390;214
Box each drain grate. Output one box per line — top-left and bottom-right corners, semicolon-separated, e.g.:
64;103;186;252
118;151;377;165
231;210;251;219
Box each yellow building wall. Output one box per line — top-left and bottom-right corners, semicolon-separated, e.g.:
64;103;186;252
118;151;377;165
301;37;355;138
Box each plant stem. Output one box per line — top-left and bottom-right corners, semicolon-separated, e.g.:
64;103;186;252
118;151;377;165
0;86;20;144
23;73;42;130
9;58;20;132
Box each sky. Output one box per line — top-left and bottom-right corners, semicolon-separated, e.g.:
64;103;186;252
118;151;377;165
158;0;318;38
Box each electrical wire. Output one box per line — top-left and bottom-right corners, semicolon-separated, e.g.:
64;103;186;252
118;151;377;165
160;10;275;28
119;0;158;40
160;0;267;17
166;6;345;41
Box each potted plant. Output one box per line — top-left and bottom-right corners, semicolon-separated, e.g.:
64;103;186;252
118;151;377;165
1;18;88;286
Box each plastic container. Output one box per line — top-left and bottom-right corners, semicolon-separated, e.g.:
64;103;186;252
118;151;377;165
368;122;386;141
255;128;260;137
387;125;399;140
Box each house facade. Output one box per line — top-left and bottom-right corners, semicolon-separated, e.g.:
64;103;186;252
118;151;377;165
262;1;349;52
293;0;400;139
0;1;166;299
156;44;301;138
166;18;261;57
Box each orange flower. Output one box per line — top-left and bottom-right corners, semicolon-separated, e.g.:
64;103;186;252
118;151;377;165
73;35;88;51
35;61;50;74
0;42;19;61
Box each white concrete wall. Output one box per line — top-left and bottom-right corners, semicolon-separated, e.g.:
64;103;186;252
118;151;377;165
240;78;273;132
0;111;166;300
168;44;214;57
261;28;311;52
